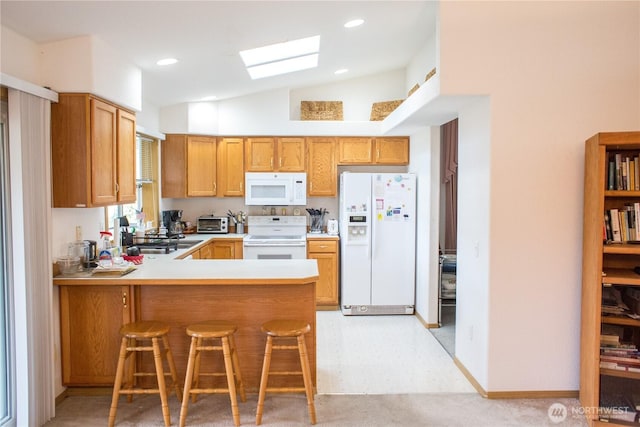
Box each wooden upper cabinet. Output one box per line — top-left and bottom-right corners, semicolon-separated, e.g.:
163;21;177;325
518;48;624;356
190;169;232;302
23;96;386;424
245;137;305;172
245;137;275;171
307;137;337;197
161;134;217;198
337;136;409;165
375;137;409;164
277;137;305;171
51;93;136;208
217;137;244;197
186;136;217;196
116;109;137;203
337;137;374;164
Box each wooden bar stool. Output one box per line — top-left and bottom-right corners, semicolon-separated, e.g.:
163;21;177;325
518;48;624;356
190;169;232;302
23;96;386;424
108;320;182;427
179;320;246;427
256;319;316;425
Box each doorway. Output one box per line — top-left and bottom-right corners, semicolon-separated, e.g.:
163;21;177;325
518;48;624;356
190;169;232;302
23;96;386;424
430;118;458;356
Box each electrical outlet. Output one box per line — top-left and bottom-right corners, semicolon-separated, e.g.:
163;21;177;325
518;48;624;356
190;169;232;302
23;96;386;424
75;225;82;241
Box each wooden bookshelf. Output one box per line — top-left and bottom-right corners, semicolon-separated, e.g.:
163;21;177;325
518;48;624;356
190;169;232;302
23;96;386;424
581;131;640;427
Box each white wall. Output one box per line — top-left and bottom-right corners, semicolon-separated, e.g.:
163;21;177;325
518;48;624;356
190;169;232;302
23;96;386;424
289;69;406;121
410;126;440;325
40;35;142;111
0;26;40;84
405;29;437;96
440;1;640;392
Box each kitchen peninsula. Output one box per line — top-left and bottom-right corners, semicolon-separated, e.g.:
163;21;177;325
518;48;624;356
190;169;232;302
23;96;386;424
53;249;319;393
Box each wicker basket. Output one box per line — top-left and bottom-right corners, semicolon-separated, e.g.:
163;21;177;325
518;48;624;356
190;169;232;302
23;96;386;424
369;99;404;121
425;67;436;82
300;101;343;121
408;83;420;97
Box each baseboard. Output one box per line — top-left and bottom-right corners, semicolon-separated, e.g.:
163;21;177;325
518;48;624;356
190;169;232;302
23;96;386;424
414;310;439;329
453;357;578;399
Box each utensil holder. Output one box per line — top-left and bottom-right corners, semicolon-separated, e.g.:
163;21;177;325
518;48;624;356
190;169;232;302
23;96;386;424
236;223;244;234
309;214;325;233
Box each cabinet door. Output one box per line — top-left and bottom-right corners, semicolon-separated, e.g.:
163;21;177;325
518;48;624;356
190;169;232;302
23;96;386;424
161;134;188;198
199;243;214;259
374;137;409;164
245;137;276;171
338;137;373;164
307;137;337;197
187;136;217;196
277;137;305;171
308;240;339;306
218;137;245;196
90;98;118;205
59;285;133;385
116;109;137;203
212;241;236;259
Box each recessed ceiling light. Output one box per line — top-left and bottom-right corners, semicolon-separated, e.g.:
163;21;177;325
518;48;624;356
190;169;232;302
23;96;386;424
335;69;348;75
344;19;364;28
156;58;178;66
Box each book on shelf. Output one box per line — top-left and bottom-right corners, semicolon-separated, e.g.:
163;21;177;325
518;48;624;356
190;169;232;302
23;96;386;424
600;361;640;372
608;152;640;191
601;355;640;366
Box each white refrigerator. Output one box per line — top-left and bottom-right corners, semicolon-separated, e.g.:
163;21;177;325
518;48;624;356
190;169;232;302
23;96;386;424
339;172;416;315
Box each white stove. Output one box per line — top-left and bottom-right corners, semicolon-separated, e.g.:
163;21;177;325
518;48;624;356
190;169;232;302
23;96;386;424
243;216;307;259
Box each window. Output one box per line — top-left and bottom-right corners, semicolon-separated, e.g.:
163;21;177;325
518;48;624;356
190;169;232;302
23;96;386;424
105;134;160;239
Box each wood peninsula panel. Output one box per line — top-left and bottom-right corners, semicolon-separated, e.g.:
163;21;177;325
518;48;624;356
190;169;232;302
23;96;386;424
60;285;133;385
136;282;316;392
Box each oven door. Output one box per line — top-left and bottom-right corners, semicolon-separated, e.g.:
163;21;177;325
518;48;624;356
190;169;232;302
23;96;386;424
243;239;307;260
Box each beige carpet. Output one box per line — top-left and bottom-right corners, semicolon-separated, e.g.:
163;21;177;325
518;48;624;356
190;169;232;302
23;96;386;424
44;393;587;426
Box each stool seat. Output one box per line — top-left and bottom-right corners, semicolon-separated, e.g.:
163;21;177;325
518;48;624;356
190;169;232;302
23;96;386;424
109;320;181;427
256;319;316;425
261;319;311;337
186;320;237;338
179;320;246;427
120;320;170;338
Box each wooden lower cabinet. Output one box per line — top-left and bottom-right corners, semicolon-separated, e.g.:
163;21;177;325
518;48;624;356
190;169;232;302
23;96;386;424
59;285;133;385
307;238;339;308
198;239;243;259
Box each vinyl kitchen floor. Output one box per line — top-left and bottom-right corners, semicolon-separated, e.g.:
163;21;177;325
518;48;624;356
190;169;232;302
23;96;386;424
315;310;475;394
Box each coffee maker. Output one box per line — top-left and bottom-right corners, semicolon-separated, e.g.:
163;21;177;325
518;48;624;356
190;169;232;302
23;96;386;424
162;210;184;237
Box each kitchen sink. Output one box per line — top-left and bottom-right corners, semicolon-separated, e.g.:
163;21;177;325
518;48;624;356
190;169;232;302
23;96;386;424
177;239;203;249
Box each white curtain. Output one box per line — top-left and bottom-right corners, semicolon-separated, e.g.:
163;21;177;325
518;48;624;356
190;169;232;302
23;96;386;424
8;89;55;426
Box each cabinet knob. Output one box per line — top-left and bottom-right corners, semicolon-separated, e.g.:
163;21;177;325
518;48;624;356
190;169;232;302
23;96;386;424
122;292;127;308
115;182;119;193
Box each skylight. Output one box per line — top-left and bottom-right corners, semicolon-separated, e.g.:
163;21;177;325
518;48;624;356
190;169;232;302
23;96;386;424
240;35;320;79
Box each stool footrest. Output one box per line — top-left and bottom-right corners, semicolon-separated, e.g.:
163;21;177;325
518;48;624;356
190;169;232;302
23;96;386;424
268;371;303;376
272;345;298;350
188;387;236;394
265;387;307;393
196;345;223;351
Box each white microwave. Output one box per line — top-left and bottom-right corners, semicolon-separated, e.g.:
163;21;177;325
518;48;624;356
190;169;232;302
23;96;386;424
245;172;307;206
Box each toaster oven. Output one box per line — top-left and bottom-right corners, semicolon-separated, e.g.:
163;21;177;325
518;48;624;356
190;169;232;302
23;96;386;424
197;216;228;234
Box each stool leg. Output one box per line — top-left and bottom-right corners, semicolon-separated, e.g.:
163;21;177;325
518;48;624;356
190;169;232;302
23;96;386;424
108;337;128;427
179;336;198;427
297;335;316;425
152;337;171;427
222;336;241;427
256;335;273;425
162;334;182;402
229;333;246;402
125;337;135;403
191;337;203;403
